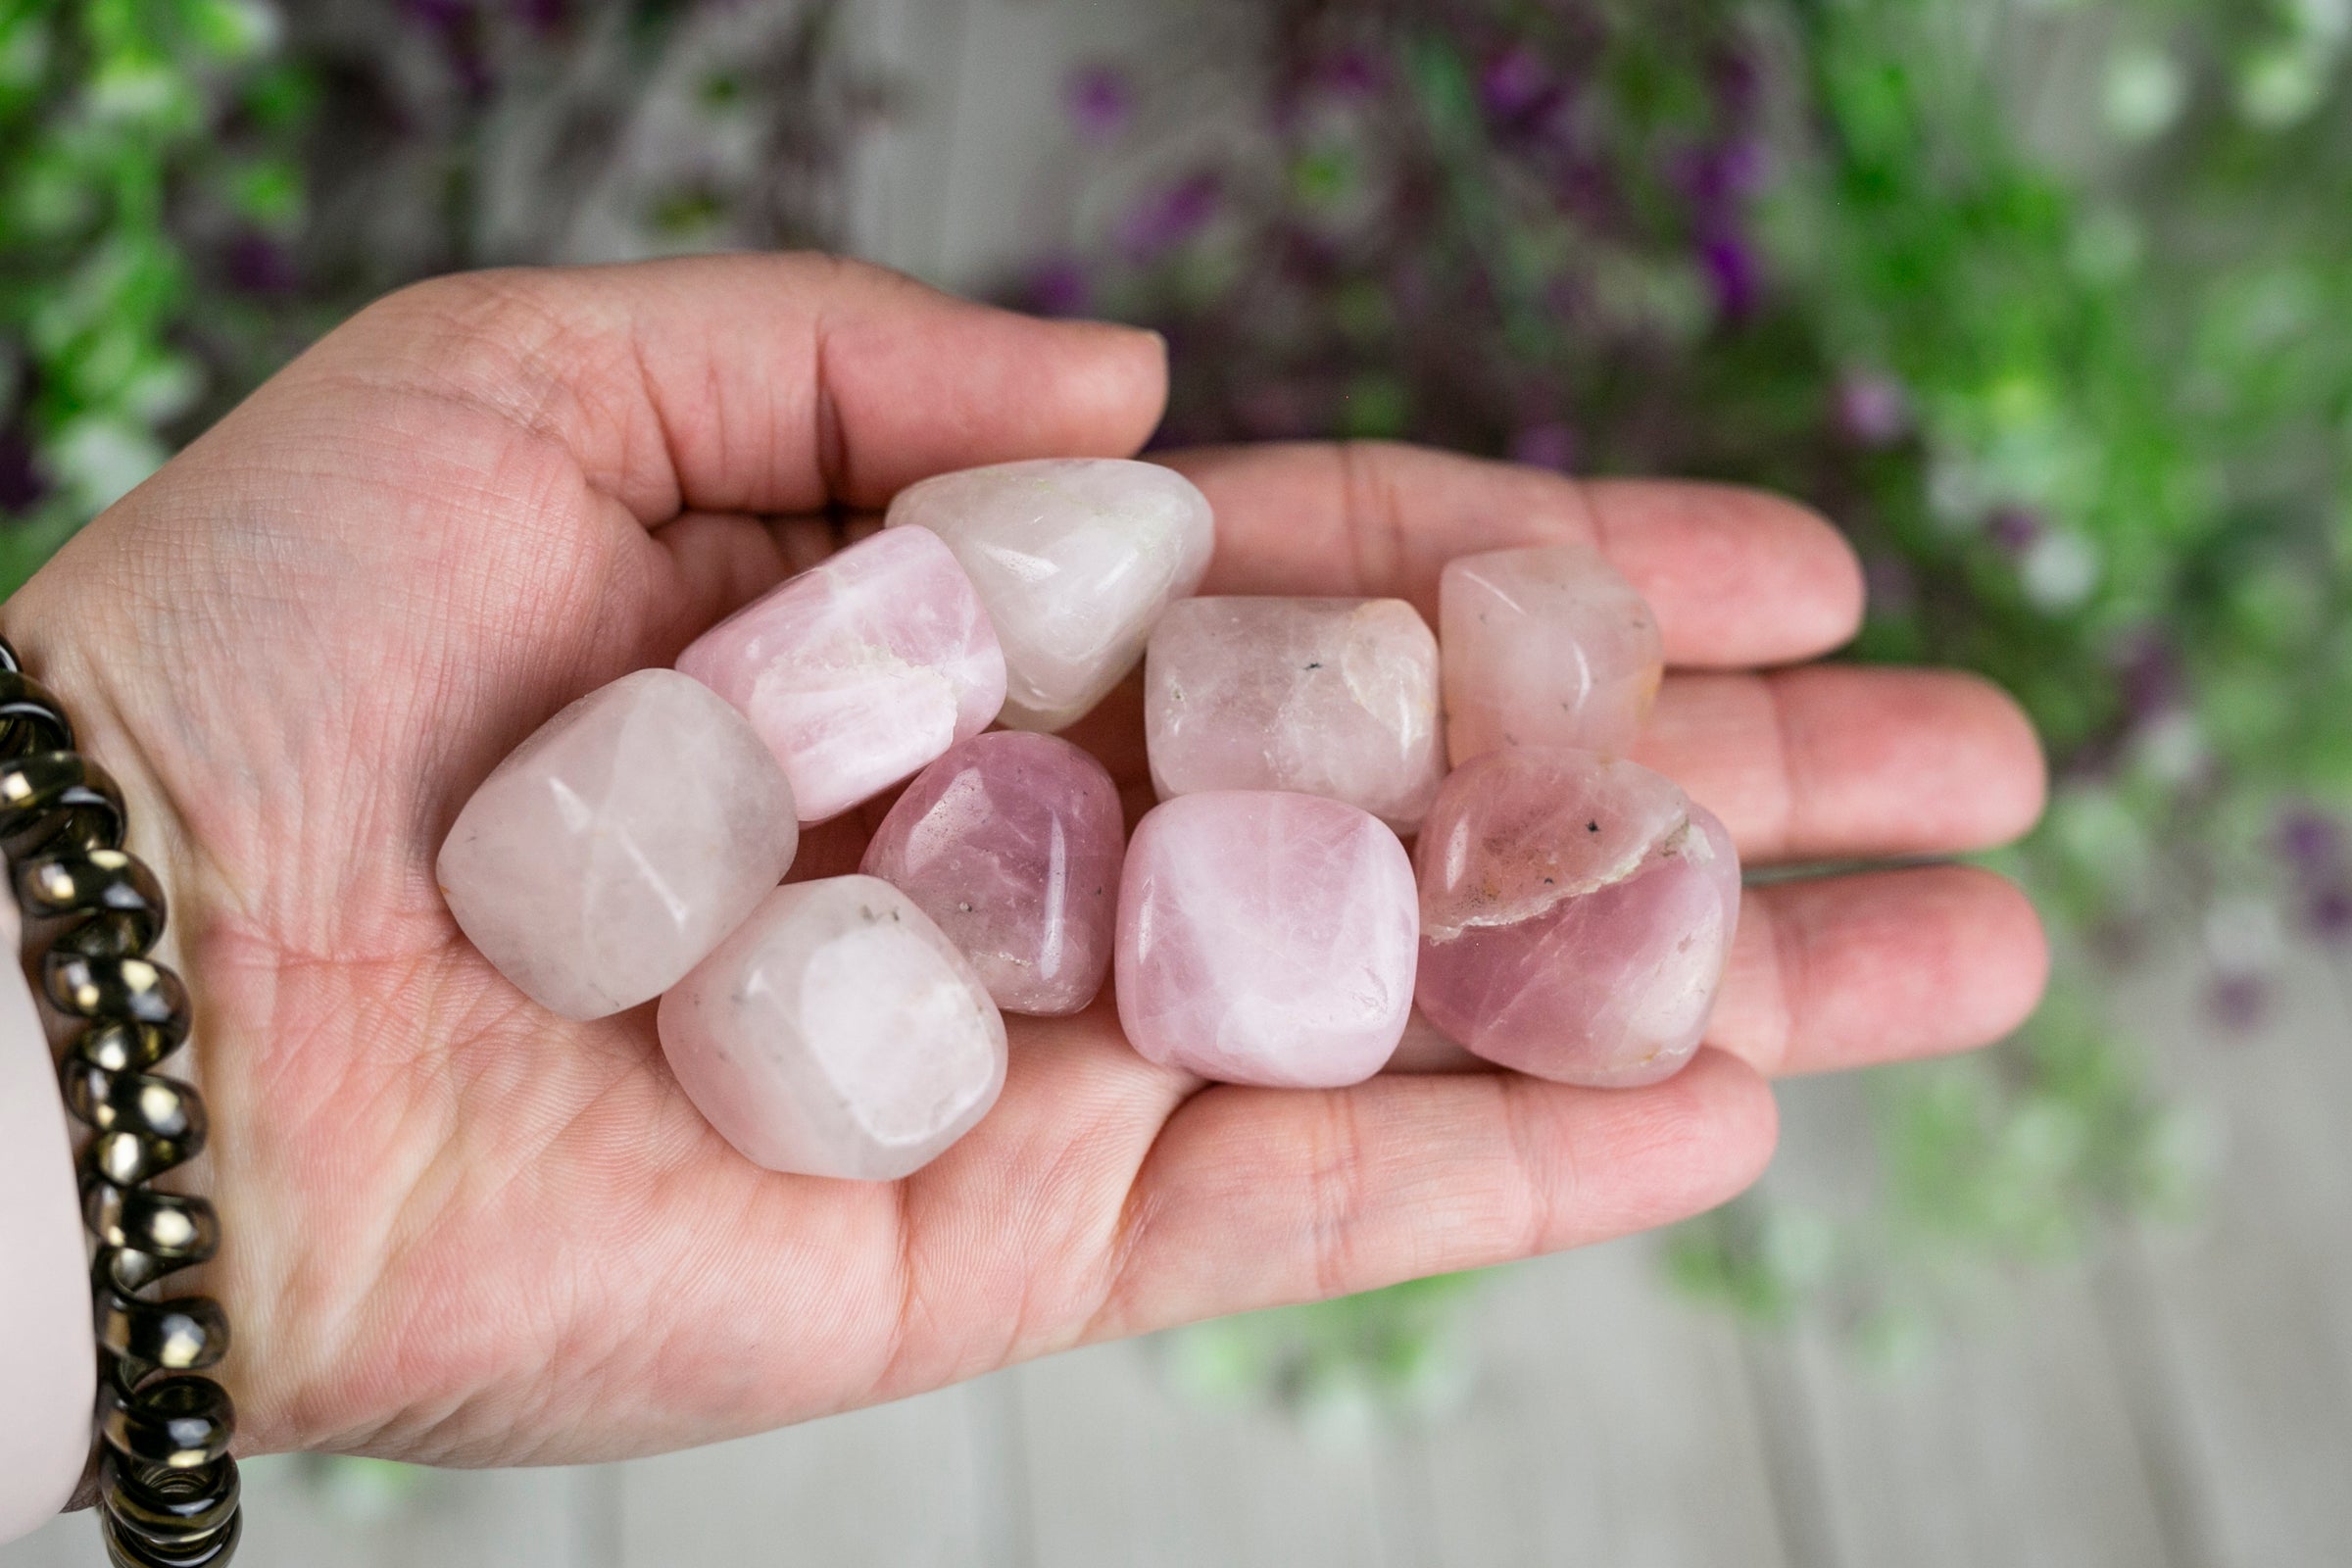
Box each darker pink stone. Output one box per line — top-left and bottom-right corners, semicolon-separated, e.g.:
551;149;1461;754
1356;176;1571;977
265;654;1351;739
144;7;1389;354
1414;749;1740;1087
860;731;1125;1016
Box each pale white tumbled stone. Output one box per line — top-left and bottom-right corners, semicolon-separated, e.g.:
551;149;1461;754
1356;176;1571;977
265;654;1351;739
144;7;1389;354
885;458;1215;731
438;669;800;1020
1441;542;1664;763
0;893;98;1540
658;876;1007;1180
1145;596;1446;832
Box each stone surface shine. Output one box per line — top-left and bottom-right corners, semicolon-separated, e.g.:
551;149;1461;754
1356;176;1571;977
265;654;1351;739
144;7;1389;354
1116;791;1418;1088
676;525;1004;822
659;876;1007;1180
1440;542;1664;764
439;669;800;1020
1145;596;1446;832
1414;748;1740;1088
886;458;1214;731
861;732;1125;1016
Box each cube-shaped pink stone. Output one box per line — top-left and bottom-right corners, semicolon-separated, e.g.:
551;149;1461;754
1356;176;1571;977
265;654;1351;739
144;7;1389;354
1144;597;1446;832
438;669;801;1020
1414;749;1740;1087
676;525;1005;823
1440;543;1663;764
860;732;1126;1016
659;876;1007;1180
1115;792;1418;1088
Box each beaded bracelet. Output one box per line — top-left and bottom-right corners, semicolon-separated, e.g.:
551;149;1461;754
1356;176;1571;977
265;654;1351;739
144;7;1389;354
0;638;241;1567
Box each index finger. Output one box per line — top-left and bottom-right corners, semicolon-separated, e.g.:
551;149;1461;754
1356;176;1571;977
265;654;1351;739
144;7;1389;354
1161;441;1864;669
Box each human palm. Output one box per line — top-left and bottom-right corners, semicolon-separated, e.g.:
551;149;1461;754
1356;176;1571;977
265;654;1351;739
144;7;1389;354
0;256;2047;1465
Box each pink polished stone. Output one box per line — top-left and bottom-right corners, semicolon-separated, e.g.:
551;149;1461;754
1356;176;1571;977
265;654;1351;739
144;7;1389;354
439;669;800;1020
676;525;1005;822
1414;749;1740;1088
1145;596;1446;832
659;876;1007;1180
1440;542;1664;764
860;732;1125;1016
885;458;1215;731
1115;791;1418;1088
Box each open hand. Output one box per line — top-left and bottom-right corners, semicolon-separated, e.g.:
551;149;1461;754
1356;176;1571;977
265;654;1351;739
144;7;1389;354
0;255;2047;1464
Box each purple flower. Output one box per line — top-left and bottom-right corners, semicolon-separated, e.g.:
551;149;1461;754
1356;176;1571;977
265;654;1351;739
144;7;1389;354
2305;886;2352;944
2112;629;2181;721
1681;137;1772;209
1313;47;1385;99
511;0;566;30
1022;256;1093;318
1835;371;1912;447
2208;972;2269;1033
1699;233;1762;320
1988;505;2043;555
2275;807;2343;875
0;426;45;513
1480;47;1556;122
1065;64;1132;140
225;233;299;296
402;0;470;30
1116;172;1222;262
1509;422;1577;471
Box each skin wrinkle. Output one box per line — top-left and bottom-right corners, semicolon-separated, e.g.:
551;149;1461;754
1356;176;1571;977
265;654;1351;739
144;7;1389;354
1337;441;1414;597
1304;1088;1375;1304
812;306;851;503
1075;1059;1218;1345
329;1025;662;1456
1757;671;1804;862
1749;895;1804;1076
1498;1074;1577;1259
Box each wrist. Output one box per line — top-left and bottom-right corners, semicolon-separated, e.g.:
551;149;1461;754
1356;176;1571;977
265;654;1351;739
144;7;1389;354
0;592;247;1558
0;870;98;1541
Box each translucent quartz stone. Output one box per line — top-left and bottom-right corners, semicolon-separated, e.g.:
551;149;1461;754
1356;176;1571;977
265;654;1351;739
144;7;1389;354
1115;791;1418;1088
658;876;1007;1180
1144;596;1446;832
860;732;1125;1016
438;669;800;1020
1414;749;1740;1088
885;458;1214;731
1440;542;1664;764
675;525;1005;822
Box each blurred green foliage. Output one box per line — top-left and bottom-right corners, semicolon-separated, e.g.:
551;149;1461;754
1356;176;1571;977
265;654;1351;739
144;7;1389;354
3;0;2348;1391
0;0;297;580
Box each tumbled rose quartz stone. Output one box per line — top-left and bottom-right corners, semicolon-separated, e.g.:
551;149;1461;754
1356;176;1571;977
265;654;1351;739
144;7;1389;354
439;669;800;1020
859;732;1125;1016
658;876;1007;1180
1414;749;1740;1088
1440;542;1664;764
885;458;1214;731
1145;597;1446;832
1115;791;1418;1088
675;525;1005;822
